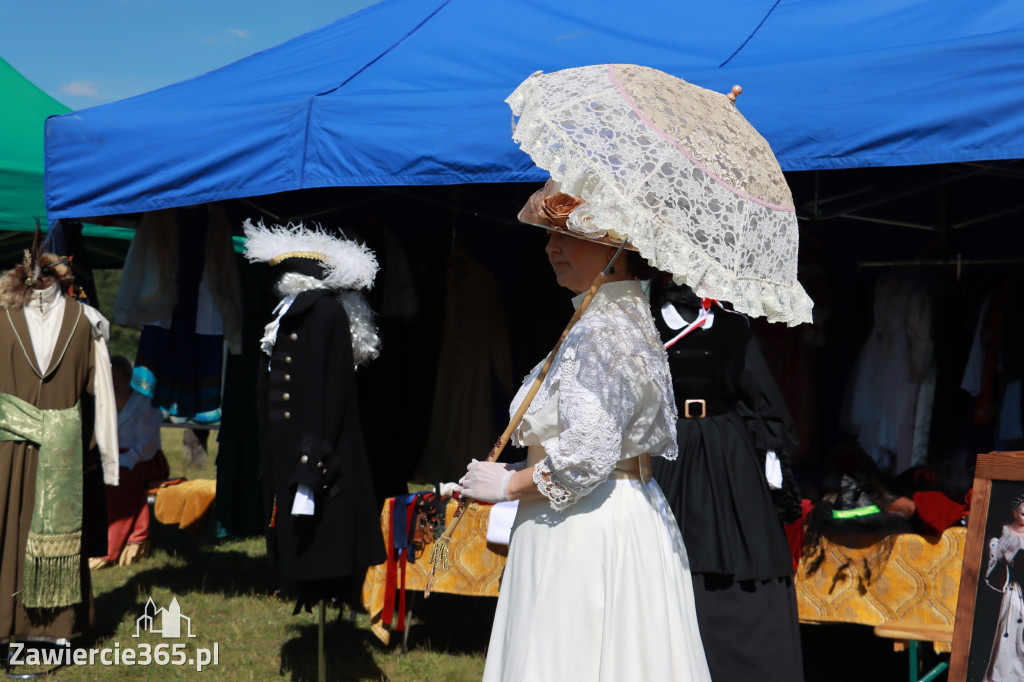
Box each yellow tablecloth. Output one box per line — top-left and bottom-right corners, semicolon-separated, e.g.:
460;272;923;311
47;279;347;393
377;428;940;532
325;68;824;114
795;527;965;651
151;479;216;533
363;501;967;647
361;498;506;644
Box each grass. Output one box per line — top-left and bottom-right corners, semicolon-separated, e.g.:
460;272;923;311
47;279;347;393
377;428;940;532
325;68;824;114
7;429;488;680
6;426;926;680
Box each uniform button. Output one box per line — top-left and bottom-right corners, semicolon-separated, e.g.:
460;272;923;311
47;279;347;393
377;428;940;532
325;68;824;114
283;411;291;419
282;393;290;401
289;332;298;341
284;356;292;364
300;455;308;464
317;462;325;470
284;374;291;382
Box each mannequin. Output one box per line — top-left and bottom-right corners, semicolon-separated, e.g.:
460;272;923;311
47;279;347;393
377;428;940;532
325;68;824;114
0;240;118;645
649;280;804;682
243;220;386;609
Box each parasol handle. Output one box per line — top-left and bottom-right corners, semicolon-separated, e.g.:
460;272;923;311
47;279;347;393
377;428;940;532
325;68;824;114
425;243;626;596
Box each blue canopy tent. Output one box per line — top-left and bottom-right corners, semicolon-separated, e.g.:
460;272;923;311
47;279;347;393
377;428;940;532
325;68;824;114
40;0;1024;537
44;0;1024;221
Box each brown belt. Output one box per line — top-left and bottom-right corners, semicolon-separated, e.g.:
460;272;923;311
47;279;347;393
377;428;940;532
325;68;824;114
607;453;652;484
526;447;652;485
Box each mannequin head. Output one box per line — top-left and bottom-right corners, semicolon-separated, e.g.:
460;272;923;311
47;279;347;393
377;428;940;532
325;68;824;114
0;251;74;310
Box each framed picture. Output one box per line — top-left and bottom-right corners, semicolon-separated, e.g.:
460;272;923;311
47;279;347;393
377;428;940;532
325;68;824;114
950;451;1024;681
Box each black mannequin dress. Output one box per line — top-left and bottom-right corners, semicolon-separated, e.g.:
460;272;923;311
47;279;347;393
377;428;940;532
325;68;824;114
650;280;804;682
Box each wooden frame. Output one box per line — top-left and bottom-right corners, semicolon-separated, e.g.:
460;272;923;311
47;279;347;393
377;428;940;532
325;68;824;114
950;451;1024;681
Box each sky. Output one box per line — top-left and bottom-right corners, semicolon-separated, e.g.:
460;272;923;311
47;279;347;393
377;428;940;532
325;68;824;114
0;0;376;111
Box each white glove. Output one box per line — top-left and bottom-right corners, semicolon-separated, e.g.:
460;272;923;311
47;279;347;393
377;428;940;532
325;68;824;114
456;459;516;503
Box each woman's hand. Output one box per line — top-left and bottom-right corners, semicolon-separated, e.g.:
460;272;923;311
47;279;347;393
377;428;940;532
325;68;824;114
456;460;516;503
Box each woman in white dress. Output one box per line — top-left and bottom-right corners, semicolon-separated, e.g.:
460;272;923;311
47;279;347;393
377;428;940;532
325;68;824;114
983;493;1024;682
457;182;711;682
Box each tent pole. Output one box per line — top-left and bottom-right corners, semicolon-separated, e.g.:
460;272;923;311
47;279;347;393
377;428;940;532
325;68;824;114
953;204;1024;230
318;599;326;682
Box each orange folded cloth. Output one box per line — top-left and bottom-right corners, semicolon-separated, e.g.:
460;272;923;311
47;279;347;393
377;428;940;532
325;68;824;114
153;479;217;533
147;476;188;494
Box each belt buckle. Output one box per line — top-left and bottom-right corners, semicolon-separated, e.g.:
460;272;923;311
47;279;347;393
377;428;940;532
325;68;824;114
684;399;706;419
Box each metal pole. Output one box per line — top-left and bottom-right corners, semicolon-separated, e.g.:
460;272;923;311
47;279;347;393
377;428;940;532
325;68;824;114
318;599;326;682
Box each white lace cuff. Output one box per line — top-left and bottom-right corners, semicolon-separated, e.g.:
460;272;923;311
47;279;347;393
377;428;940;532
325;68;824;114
533;459;577;511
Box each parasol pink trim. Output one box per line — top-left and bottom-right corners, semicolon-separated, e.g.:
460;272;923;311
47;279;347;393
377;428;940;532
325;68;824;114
605;64;795;213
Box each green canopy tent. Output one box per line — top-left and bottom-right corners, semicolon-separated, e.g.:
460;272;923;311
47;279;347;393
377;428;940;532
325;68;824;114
0;57;132;268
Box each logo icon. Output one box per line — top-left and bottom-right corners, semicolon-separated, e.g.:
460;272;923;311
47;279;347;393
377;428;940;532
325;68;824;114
133;597;196;639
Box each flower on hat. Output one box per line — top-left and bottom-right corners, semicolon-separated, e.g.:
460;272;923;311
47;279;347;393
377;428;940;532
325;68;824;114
540;192;585;228
565;203;609;239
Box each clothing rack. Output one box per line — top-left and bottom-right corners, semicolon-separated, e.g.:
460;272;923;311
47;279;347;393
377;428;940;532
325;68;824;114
858;256;1024;280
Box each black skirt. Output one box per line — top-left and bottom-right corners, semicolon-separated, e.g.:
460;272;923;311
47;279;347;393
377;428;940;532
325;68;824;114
652;410;794;581
691;573;804;682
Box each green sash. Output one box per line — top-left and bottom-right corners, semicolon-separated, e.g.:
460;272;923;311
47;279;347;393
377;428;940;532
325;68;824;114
0;392;83;608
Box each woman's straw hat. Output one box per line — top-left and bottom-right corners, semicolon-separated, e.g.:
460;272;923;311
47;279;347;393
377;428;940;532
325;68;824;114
518;178;637;251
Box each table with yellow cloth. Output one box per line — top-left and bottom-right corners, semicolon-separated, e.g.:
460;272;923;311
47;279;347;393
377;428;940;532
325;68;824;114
361;497;507;644
795;526;965;652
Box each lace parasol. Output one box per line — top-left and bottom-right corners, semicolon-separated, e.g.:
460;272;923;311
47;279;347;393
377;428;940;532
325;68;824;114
507;64;814;326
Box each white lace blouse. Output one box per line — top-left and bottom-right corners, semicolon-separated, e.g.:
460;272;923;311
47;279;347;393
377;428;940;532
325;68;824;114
511;280;678;510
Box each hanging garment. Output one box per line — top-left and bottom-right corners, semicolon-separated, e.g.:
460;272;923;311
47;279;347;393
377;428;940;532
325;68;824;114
379;227;419;321
114;205;242;349
415;255;513;483
214;261;267;539
130;209;228;422
842;275;936;471
960;281;1024;451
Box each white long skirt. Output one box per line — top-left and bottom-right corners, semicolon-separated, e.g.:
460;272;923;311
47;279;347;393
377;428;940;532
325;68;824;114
482;477;711;682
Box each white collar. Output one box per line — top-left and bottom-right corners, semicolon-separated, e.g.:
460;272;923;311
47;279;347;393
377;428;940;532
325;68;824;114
27;284;62;315
570;279;643;311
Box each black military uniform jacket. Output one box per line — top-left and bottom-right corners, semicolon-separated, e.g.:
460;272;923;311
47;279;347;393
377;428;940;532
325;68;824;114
258;289;386;585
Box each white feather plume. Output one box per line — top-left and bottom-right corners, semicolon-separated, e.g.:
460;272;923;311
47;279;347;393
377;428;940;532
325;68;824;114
242;219;378;291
